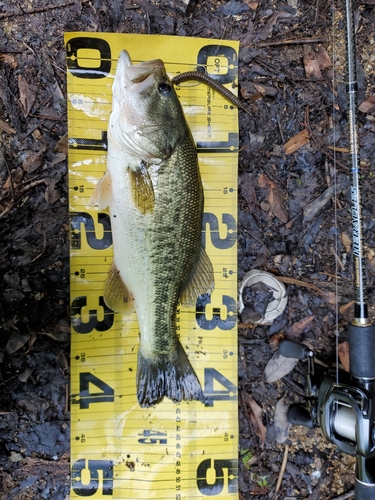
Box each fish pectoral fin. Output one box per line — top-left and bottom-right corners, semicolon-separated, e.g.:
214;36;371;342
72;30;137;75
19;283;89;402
104;262;133;315
90;171;112;210
130;165;154;215
180;246;215;308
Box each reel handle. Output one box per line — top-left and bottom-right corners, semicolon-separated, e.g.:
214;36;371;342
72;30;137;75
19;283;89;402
279;339;311;360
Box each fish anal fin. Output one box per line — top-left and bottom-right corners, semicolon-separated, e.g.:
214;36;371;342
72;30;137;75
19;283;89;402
130;165;154;215
104;262;133;315
90;171;112;210
136;341;204;408
180;246;215;308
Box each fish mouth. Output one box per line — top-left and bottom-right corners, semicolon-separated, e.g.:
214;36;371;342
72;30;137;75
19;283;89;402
116;50;164;87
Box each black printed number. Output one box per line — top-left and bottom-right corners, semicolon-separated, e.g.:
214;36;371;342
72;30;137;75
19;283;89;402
202;213;236;249
72;372;115;409
197;458;238;495
66;37;111;79
71;296;114;334
196;294;236;331
72;459;113;496
71;212;112;250
203;368;237;407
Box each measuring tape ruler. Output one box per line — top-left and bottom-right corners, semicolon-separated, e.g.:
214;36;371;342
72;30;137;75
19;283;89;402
65;33;239;500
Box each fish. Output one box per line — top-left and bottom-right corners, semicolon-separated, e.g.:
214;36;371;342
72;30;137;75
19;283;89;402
91;50;215;407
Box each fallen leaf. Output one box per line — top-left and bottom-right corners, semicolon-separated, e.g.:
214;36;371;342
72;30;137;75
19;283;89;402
22;151;44;173
315;46;332;71
339;301;354;322
18;74;38;117
358;95;375;114
264;351;299;383
243;393;267;445
5;332;31;355
273;396;291;443
244;0;259;10
45;179;61;205
338;341;350;372
0;53;17;68
258;173;288;223
283;129;309;154
0;118;16;134
287;315;314;339
303;45;322;80
54;133;68;155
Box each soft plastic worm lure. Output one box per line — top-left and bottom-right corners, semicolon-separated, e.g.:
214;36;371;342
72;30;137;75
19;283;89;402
171;71;255;116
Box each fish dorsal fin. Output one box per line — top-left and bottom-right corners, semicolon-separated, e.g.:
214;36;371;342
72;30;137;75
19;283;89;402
104;261;133;315
90;171;112;210
130;163;155;215
180;246;215;308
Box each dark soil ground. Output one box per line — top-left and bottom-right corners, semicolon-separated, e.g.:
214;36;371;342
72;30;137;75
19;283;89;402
0;0;375;498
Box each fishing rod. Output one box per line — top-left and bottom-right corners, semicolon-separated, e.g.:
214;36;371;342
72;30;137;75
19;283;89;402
279;0;375;497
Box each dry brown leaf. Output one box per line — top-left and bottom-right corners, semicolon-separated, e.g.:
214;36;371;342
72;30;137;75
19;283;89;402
303;45;322;80
258;173;288;223
243;393;267;445
18;74;38;117
54;133;68;155
45;179;61;205
315;46;332;71
339;301;354;322
5;332;30;355
338;341;350;372
22;151;44;173
283;129;309;154
1;167;24;193
264;351;299;383
358;96;375;114
0;118;16;134
0;53;17;68
287;315;314;339
243;0;259;9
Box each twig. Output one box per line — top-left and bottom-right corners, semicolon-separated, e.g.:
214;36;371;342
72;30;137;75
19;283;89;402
258;37;326;48
4;157;15;204
275;443;289;492
331;490;355;500
0;1;75;18
0;179;45;219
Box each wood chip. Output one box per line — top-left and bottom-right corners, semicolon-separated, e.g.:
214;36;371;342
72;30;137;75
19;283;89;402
258;173;288;223
283;129;309;154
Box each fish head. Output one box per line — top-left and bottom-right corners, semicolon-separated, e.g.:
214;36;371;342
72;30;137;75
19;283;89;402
110;50;188;161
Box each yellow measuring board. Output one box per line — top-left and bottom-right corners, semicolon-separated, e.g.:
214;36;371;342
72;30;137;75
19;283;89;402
65;33;239;500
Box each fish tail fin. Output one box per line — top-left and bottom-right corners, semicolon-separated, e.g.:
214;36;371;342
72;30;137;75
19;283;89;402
136;342;204;408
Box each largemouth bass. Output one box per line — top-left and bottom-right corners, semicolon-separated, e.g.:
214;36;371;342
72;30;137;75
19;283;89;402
91;50;214;407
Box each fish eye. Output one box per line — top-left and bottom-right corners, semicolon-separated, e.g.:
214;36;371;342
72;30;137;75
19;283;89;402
158;82;172;95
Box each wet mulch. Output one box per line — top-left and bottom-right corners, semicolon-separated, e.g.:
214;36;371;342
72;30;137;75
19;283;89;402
1;0;375;498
